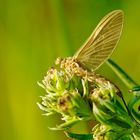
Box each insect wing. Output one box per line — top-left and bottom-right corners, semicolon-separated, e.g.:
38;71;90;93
73;10;123;71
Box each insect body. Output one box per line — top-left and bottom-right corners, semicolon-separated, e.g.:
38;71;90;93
56;10;123;84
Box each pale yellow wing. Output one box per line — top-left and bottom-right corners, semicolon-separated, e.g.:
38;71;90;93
73;10;123;71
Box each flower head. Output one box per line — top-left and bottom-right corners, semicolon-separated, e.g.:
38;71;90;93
38;68;92;129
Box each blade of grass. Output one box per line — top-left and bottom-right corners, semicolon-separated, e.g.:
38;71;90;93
106;59;138;89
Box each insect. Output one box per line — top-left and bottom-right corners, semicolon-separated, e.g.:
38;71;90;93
56;10;123;81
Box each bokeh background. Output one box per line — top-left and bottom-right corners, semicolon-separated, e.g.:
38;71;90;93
0;0;140;140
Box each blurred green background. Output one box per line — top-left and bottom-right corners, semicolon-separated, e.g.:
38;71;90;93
0;0;140;140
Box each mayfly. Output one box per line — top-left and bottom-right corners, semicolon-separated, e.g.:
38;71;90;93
56;10;123;82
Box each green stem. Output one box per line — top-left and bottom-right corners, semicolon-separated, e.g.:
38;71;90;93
106;59;138;89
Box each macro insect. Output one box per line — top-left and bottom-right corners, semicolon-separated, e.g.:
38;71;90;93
56;10;123;83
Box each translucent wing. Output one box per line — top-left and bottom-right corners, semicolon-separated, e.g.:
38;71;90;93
73;10;123;71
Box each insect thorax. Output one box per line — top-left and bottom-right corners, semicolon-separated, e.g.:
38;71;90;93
55;57;102;81
55;57;88;77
